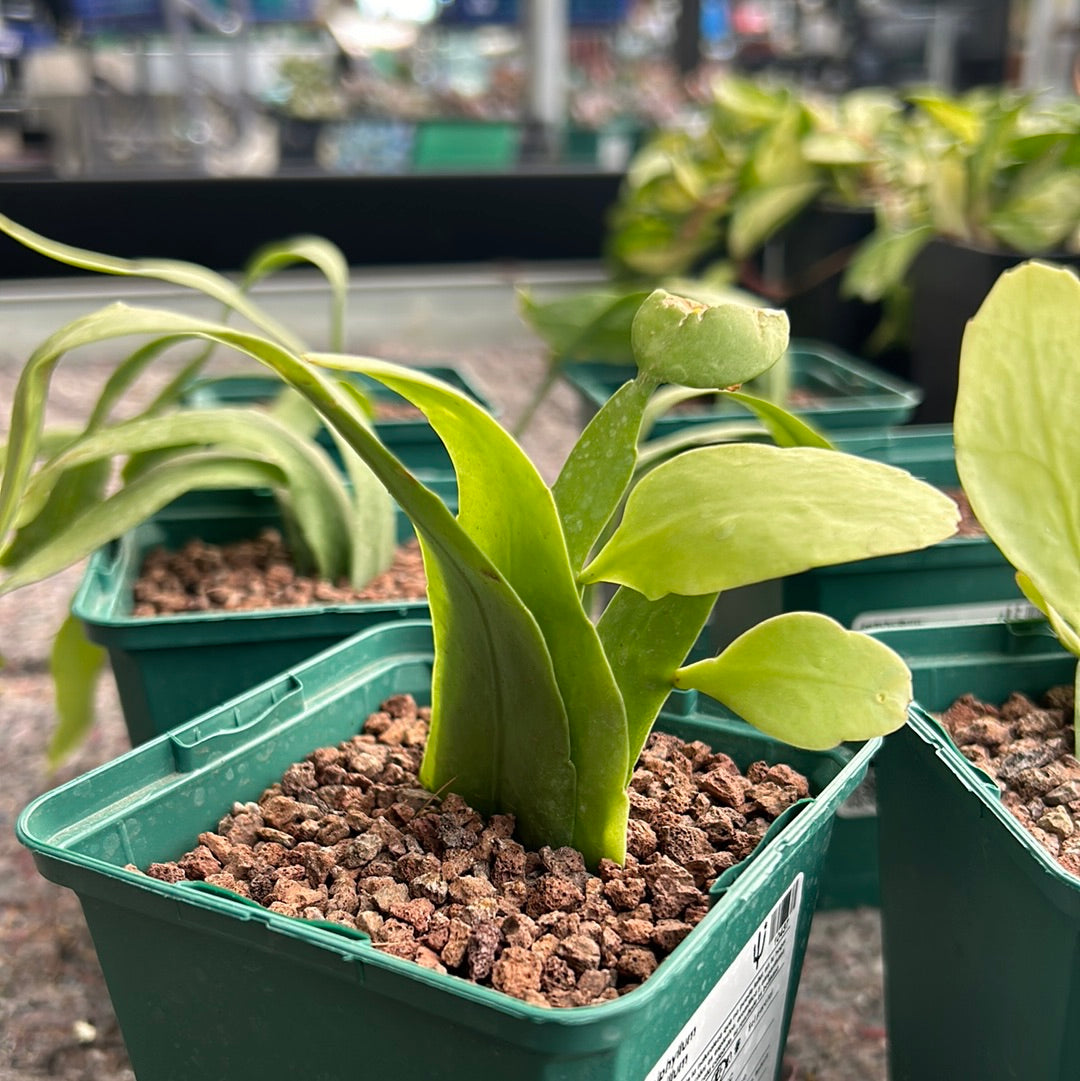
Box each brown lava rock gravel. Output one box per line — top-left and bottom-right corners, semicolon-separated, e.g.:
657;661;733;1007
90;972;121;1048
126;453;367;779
940;684;1080;876
133;529;426;615
140;693;810;1008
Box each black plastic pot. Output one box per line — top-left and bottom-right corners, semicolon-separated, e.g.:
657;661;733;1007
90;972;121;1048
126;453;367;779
908;239;1080;423
744;202;881;356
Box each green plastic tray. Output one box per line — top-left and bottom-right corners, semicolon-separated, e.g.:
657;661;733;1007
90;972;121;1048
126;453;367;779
871;620;1080;1081
18;620;876;1081
71;483;452;745
562;340;922;435
183;365;493;478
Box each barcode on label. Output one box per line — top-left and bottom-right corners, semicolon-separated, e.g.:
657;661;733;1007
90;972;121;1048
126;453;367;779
767;879;798;945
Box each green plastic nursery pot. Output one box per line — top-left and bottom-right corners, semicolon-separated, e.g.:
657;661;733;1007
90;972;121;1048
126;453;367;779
871;619;1080;1081
182;365;493;478
71;484;452;745
562;340;921;436
18;620;877;1081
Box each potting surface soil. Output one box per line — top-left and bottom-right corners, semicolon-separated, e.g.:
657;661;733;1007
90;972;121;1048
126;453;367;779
137;692;809;1008
1;323;887;1081
132;533;427;614
938;686;1080;875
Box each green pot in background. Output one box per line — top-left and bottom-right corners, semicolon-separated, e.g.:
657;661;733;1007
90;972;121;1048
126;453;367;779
563;341;921;437
72;483;453;745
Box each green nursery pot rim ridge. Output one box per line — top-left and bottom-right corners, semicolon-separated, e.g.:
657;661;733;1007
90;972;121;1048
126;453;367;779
563;339;922;431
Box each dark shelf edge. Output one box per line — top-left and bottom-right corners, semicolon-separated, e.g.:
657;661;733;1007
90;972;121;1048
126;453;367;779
0;170;624;277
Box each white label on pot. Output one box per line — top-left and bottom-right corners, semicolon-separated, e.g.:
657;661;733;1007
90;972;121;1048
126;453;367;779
643;873;803;1081
852;599;1041;631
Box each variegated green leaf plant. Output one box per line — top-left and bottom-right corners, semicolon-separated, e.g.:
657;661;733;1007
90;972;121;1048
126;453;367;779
843;90;1080;309
0;219;960;866
0;217;394;764
954;260;1080;749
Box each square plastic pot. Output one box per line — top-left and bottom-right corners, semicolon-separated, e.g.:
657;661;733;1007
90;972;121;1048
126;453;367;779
71;483;452;745
561;340;922;436
18;620;878;1081
870;619;1080;1081
182;365;493;478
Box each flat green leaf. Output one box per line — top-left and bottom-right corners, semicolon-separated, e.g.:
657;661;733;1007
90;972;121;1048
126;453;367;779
840;90;902;138
968;100;1022;216
308;353;631;865
955;261;1080;638
675;612;912;749
580;444;959;599
47;611;108;767
553;376;654;572
910;94;982;144
927;150;971;240
727;180;823;259
802;131;875;166
841;225;935;301
713;76;789;125
630;289;789;389
744;103;810;188
598;588;717;776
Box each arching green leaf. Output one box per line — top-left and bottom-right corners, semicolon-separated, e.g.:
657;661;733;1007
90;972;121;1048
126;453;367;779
47;612;108;768
1;452;287;594
0;214;303;350
15;407;357;584
0;462;110;570
243;235;349;351
309;352;630;864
